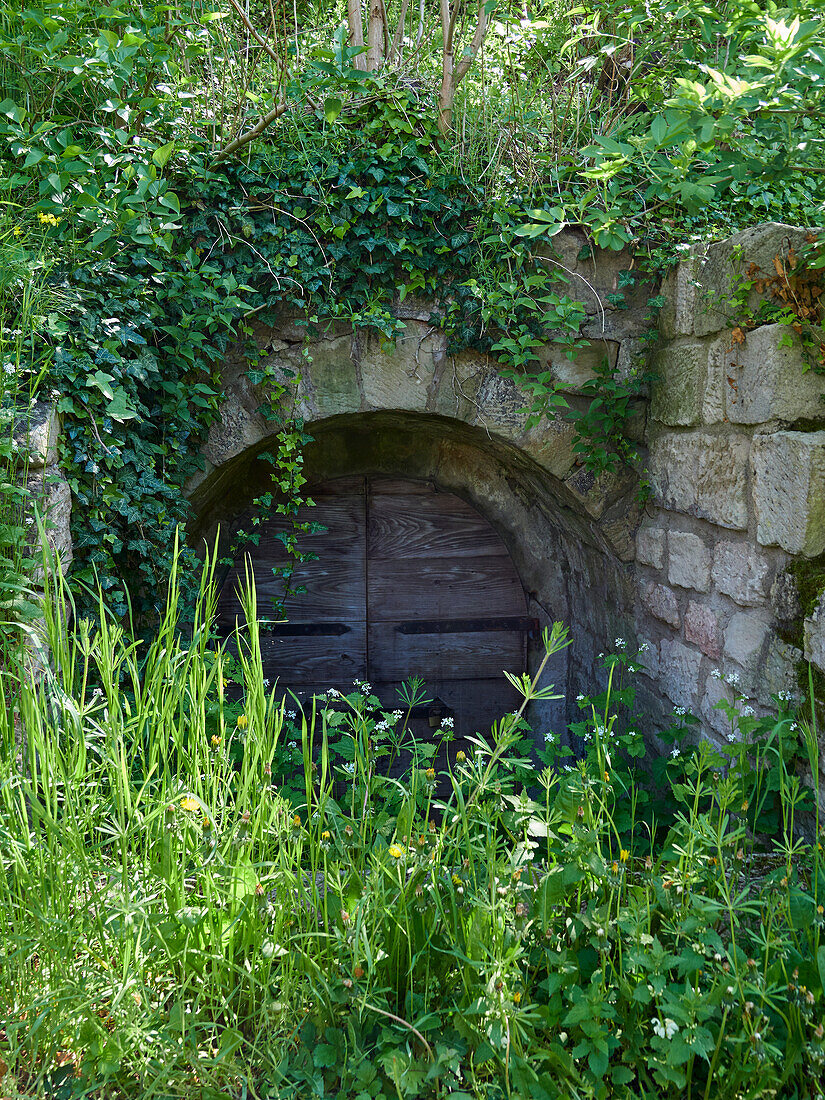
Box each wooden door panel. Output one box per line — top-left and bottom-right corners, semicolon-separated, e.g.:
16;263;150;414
368;557;525;620
259;623;366;683
368;491;509;561
368;622;525;681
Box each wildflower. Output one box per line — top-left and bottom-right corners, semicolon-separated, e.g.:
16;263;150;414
37;212;60;226
13;225;22;237
343;978;353;989
241;810;251;824
286;710;297;720
596;927;605;938
456;750;466;762
389;844;403;859
544;732;555;745
611;861;619;875
374;720;389;732
614;638;626;650
652;1018;679;1040
211;734;222;747
425;767;436;781
576;693;586;703
671;747;681;758
321;830;330;841
264;762;271;776
292;814;301;828
452;874;462;886
644;855;653;871
442;716;454;728
816;1024;824;1040
724;671;741;688
515;902;528;917
639;642;650;652
711;668;723;680
180;796;199;812
255;883;265;896
341;910;350;924
263;678;271;687
237;714;248;729
620;849;629;862
202;816;212;830
739;705;755;718
741;800;749;812
513;992;522;1005
343;761;355;775
345;824;353;837
353;965;364;979
674;706;686;716
777;690;794;704
604;771;610;783
727;732;737;743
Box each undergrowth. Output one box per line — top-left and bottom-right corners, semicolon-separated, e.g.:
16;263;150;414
1;543;823;1099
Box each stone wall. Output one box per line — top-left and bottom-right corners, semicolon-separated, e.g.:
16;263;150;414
637;223;825;740
26;221;825;751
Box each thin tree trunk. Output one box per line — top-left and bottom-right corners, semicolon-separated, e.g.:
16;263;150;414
438;0;491;135
347;0;367;69
366;0;386;70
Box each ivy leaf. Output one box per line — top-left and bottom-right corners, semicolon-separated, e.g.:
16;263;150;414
105;390;139;422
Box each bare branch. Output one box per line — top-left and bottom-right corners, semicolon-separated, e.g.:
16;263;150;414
211;100;291;164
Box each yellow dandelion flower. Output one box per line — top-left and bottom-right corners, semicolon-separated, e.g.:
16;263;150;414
452;874;462;886
513;992;521;1005
456;750;466;762
13;226;22;237
388;844;403;859
425;767;435;780
321;830;330;841
604;771;610;783
620;849;629;862
611;861;619;875
211;734;222;747
292;813;301;828
237;714;248;729
180;796;199;812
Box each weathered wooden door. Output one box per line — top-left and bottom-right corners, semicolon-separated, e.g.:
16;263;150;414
216;477;530;749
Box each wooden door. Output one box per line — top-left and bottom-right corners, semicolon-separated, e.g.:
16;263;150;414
216;477;530;751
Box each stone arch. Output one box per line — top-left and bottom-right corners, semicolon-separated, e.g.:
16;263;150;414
186;311;646;732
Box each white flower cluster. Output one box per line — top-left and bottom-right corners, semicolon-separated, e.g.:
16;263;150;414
671;747;681;758
777;690;794;704
375;720;390;732
711;668;742;688
614;638;626;650
652;1018;679;1040
739;705;755;718
442;716;454;728
544;732;556;745
673;706;687;717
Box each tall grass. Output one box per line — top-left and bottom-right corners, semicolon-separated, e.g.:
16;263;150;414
1;540;824;1098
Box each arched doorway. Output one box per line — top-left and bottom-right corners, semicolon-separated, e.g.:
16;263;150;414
216;475;532;748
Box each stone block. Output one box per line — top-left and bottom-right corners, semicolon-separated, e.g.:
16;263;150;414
693;223;809;337
543;229;649;318
724;611;770;680
712;540;771;606
759;637;803;708
636;524;666;570
600;497;642;563
13;402;60;469
704;336;729;423
642;581;680;627
751;430;825;556
360;322;436;413
521;413;578;480
203;389;269;469
534;339;618;393
771;571;800;622
659;638;702;710
804;592;825;674
563;464;637;520
658;249;705;339
430;349;486;422
649;342;709;426
684;601;722;658
472;371;530;440
724;324;825;424
668;530;711;592
26;469;73;577
637;639;660;678
649;431;750;530
302;334;361;418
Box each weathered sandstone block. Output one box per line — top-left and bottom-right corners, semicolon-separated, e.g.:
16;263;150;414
649;431;749;529
668;530;711;592
636;525;666;570
642;581;680;627
684;601;722;658
751;430;825;556
649;342;708;426
725;325;825;424
712;540;771;606
659;638;702;710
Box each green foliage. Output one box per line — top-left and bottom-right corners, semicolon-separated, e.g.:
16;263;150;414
1;553;824;1098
